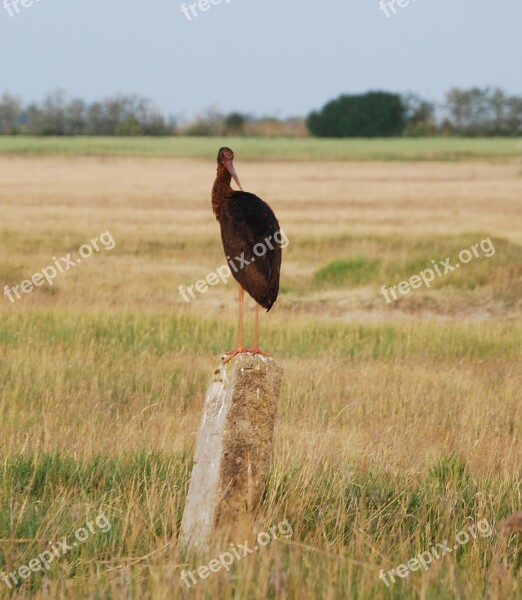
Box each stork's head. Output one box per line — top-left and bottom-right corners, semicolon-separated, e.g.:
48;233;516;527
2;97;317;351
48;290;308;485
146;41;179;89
217;147;243;190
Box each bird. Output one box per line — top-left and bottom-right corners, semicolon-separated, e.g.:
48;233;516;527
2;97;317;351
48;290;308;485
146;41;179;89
211;147;282;362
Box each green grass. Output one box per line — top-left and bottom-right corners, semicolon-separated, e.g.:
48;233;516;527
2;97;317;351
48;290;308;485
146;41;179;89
0;310;520;598
0;311;521;362
0;451;518;598
3;229;521;302
0;136;520;161
315;258;382;286
298;234;522;303
0;452;188;593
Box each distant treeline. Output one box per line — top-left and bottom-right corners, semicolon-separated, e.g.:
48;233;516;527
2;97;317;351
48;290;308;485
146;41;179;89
0;92;173;137
308;89;522;138
0;88;520;137
0;91;306;138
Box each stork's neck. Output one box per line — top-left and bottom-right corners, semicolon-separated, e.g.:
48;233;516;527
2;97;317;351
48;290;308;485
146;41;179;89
211;165;233;219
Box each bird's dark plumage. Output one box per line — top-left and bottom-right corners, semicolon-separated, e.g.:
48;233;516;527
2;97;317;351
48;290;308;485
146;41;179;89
212;147;282;312
219;191;281;310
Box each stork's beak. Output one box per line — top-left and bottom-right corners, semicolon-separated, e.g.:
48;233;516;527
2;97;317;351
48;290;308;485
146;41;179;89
225;159;243;191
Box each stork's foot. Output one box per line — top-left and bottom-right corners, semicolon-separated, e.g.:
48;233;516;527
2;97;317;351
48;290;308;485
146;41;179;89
223;346;272;363
223;346;248;364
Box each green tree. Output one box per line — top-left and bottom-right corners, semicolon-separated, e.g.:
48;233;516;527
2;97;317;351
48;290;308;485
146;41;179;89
307;92;406;137
402;93;436;137
443;87;522;136
0;94;22;135
224;112;246;135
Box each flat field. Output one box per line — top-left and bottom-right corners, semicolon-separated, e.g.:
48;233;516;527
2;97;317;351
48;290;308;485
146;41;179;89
0;143;521;599
0;135;521;161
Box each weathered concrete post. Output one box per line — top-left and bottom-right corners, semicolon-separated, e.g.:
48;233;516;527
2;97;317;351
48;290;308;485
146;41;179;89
180;353;283;553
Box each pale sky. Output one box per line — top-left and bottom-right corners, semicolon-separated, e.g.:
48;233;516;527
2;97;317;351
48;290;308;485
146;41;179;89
0;0;521;120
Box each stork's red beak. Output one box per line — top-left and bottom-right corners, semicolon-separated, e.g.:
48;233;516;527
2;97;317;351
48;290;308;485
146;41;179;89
225;159;243;191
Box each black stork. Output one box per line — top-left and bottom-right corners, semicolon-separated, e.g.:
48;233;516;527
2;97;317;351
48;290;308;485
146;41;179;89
212;147;282;362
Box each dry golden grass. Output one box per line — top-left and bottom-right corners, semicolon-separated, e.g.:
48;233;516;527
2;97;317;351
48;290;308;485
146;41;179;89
0;156;520;599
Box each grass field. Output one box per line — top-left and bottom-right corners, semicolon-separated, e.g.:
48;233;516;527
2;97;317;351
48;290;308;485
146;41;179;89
0;135;521;162
0;143;521;599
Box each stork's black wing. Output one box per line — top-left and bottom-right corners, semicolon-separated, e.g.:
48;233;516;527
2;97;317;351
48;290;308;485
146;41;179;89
219;192;282;310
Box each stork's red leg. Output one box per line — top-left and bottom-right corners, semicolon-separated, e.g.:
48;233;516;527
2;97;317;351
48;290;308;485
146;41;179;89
224;286;247;363
247;303;272;358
